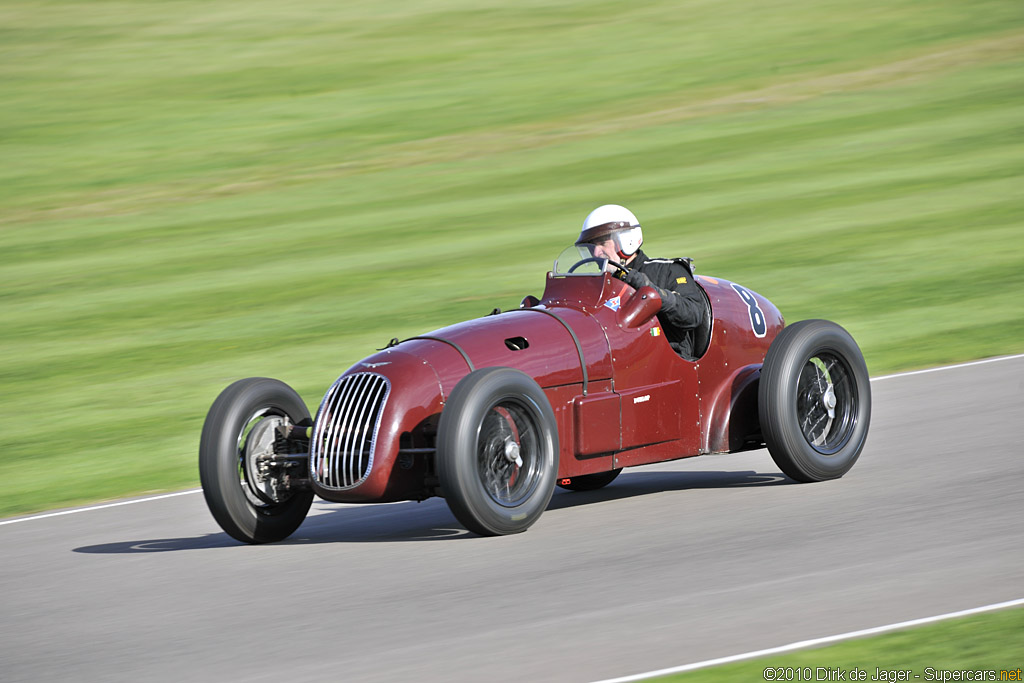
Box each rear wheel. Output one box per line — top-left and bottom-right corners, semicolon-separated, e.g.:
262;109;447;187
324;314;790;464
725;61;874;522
199;378;313;543
759;320;871;482
437;368;558;536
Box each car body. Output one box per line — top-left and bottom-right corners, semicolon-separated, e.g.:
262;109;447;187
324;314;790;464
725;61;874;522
311;264;780;502
200;247;871;542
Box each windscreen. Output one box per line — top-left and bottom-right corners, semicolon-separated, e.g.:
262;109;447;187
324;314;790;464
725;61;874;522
552;244;609;276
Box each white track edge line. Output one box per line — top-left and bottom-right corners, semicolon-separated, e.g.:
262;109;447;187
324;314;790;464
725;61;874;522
4;354;1023;526
0;490;394;526
592;597;1024;683
870;353;1024;382
0;489;204;526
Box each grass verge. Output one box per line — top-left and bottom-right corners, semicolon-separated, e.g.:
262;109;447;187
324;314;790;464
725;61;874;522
655;607;1024;682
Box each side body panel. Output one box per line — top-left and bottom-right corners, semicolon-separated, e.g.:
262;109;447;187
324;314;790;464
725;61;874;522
540;274;701;473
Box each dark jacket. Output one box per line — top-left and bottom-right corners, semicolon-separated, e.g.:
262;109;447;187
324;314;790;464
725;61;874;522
619;249;707;360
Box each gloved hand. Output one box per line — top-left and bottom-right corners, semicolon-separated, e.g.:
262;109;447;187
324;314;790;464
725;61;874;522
622;268;654;291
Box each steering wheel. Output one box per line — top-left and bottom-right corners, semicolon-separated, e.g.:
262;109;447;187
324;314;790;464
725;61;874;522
567;257;628;275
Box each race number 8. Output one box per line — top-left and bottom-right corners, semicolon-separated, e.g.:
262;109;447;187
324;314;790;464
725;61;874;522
731;283;767;338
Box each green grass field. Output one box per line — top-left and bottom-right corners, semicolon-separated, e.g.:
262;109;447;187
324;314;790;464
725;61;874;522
2;0;1023;517
661;606;1024;682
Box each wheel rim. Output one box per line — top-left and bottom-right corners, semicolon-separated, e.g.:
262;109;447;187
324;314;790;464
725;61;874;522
796;352;858;455
237;409;290;507
475;398;544;507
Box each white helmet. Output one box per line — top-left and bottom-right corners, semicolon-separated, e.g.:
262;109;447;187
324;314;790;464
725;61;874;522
576;204;643;259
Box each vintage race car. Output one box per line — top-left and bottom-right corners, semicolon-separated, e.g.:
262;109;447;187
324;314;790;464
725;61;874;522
200;245;871;543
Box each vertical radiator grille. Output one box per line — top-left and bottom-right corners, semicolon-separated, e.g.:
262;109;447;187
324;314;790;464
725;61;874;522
311;372;390;490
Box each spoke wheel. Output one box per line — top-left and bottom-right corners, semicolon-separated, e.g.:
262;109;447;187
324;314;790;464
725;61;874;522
438;368;558;536
796;354;857;453
199;378;313;544
759;320;871;482
476;403;543;507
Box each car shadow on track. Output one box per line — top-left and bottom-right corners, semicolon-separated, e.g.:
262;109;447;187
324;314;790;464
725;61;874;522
548;468;789;511
73;534;240;554
72;469;790;553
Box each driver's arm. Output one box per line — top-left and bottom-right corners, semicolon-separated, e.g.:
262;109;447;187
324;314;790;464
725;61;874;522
622;264;705;330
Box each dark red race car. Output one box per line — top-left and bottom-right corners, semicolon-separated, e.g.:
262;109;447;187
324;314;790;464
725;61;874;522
200;245;871;543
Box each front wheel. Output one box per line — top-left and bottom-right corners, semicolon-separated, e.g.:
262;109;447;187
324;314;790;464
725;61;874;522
199;378;314;543
759;320;871;482
437;368;559;536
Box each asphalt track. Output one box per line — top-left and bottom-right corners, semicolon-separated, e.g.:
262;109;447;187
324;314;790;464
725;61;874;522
2;356;1022;682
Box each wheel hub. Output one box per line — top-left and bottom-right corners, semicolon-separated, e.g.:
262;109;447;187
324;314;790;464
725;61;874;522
800;358;836;448
504;439;523;467
823;385;837;417
243;415;287;504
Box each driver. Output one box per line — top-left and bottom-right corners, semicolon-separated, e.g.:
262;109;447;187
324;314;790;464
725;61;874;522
577;204;707;360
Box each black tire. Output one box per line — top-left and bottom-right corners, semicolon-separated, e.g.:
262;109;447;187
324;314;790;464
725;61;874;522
759;320;871;482
199;378;314;543
437;367;559;536
556;468;622;492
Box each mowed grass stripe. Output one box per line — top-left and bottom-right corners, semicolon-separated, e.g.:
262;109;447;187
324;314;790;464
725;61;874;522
2;20;1021;222
3;80;1020;306
3;49;1019;249
3;117;1021;382
3;159;1020;364
4;138;1020;344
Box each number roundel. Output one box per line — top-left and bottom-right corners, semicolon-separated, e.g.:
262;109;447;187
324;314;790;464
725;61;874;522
731;283;767;338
